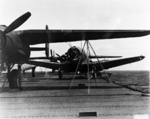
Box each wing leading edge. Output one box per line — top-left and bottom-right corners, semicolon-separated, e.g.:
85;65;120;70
83;55;145;71
26;56;144;71
18;30;150;45
26;60;61;70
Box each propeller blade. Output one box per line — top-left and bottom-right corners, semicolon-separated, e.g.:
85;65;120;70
56;53;60;57
3;12;31;34
46;25;48;30
46;24;51;42
53;50;55;57
50;49;53;57
45;25;51;58
45;43;49;58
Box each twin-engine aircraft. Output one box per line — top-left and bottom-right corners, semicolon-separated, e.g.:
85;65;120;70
0;12;150;90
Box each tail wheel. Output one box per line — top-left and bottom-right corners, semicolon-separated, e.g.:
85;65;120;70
9;69;21;89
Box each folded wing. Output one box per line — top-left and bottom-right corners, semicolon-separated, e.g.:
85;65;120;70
18;30;150;45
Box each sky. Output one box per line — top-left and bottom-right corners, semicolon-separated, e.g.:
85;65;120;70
0;0;150;70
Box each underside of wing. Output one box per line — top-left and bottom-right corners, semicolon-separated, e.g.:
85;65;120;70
21;64;36;71
26;60;61;70
26;60;72;71
26;56;144;72
18;30;150;45
81;56;144;71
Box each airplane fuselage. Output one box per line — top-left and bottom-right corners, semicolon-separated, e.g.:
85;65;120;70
58;46;95;73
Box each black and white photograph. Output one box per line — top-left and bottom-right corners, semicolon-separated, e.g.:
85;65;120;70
0;0;150;119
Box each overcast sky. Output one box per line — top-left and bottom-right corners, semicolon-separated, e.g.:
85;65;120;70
1;0;150;70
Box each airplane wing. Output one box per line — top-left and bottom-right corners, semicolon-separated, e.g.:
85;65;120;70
21;64;36;71
29;57;49;60
18;30;150;45
81;55;145;71
26;60;62;70
26;56;144;72
89;55;122;58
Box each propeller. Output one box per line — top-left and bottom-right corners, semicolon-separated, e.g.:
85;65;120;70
0;12;31;50
50;51;68;63
3;12;31;34
68;46;80;59
49;49;59;62
50;49;53;57
45;25;50;58
0;12;31;71
45;42;49;58
56;53;60;57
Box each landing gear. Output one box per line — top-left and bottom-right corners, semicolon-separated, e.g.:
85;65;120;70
92;66;97;79
9;69;22;90
97;72;112;83
6;64;22;91
31;67;36;77
107;73;112;78
58;69;63;79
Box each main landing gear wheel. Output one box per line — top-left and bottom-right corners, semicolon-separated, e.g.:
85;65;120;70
92;66;97;79
9;69;22;90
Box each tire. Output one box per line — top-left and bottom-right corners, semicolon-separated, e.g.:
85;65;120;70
92;72;97;79
9;69;21;89
58;71;63;79
92;66;97;79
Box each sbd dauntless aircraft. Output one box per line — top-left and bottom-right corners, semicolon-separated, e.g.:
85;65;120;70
0;12;150;90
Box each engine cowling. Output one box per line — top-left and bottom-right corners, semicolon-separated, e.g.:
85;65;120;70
0;25;30;64
67;46;86;64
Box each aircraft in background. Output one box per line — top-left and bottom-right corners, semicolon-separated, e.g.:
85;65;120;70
29;46;123;78
0;12;150;90
28;45;144;79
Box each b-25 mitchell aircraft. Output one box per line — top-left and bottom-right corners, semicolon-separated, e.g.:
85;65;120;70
0;12;150;90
